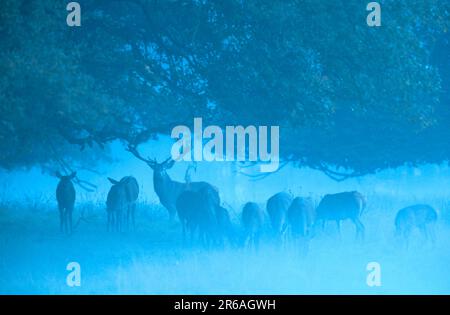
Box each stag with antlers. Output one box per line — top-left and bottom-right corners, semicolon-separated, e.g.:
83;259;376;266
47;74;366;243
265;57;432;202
127;144;220;223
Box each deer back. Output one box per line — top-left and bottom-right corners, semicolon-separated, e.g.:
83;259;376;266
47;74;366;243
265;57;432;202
316;191;364;221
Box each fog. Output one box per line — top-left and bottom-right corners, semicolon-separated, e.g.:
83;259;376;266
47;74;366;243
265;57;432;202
0;138;449;294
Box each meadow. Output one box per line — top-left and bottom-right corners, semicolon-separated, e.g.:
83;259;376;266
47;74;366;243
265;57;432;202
0;192;449;295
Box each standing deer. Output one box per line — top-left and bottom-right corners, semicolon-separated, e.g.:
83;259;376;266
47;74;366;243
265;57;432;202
315;191;366;239
266;192;293;239
395;204;437;246
176;185;220;246
106;176;139;232
127;145;220;221
56;171;76;234
242;202;264;250
107;176;139;230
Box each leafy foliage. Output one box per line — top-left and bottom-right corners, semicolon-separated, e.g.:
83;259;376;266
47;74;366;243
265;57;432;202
1;0;449;178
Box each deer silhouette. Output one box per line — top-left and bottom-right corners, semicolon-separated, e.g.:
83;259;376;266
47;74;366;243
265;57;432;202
395;204;437;246
287;197;315;238
127;144;220;221
55;171;76;234
176;186;221;246
106;176;139;231
242;202;264;250
315;191;366;239
266;192;293;239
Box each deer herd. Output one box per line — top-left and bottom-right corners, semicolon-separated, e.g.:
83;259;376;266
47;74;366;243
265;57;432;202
55;147;439;250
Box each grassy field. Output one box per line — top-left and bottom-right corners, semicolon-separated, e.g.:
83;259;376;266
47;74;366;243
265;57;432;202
0;193;449;294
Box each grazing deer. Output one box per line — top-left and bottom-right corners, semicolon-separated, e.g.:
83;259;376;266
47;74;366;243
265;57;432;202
176;186;220;246
106;176;139;232
56;171;76;234
266;192;293;239
315;191;365;239
107;176;139;230
286;197;315;254
395;204;437;246
287;197;315;238
216;205;237;247
242;202;264;249
127;145;219;220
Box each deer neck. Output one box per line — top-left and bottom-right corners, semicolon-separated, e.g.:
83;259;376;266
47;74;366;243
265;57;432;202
153;171;173;197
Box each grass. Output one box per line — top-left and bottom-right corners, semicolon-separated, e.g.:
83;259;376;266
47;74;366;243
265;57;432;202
0;193;449;294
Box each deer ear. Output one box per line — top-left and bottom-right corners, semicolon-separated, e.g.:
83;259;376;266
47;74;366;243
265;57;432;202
70;172;77;179
55;171;62;179
108;177;119;185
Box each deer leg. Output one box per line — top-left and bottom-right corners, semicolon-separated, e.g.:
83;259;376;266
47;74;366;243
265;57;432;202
112;212;117;232
109;211;115;232
59;206;64;233
63;209;68;234
131;203;136;231
353;217;365;241
255;233;260;251
403;227;411;249
420;225;428;243
429;224;437;245
116;211;120;232
422;224;436;247
181;220;187;244
243;233;249;249
68;207;73;235
120;210;123;232
121;210;125;232
109;212;113;232
188;223;194;245
125;206;130;231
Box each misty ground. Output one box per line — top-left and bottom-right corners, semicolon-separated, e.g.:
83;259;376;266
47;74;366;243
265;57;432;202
0;193;449;294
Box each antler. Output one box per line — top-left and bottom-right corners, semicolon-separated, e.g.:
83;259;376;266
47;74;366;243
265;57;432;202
161;156;172;164
126;144;157;166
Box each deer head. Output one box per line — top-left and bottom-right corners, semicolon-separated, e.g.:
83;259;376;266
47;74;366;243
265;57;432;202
126;144;175;176
55;171;77;181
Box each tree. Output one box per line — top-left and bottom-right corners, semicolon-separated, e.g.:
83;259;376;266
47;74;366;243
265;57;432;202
1;0;449;179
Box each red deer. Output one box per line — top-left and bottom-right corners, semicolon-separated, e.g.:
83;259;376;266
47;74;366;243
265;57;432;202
395;204;437;245
55;171;76;234
266;192;293;238
315;191;365;239
107;176;139;229
176;190;200;241
127;144;220;221
106;176;139;232
242;202;264;249
216;205;236;246
176;186;220;246
287;197;315;238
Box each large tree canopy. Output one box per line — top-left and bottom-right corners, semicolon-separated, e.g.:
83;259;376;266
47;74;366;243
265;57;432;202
1;0;449;179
